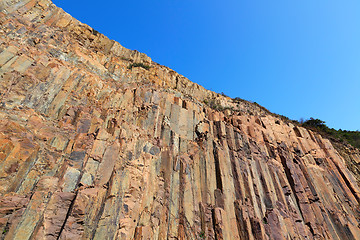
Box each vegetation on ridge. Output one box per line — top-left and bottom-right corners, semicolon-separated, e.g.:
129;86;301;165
302;118;360;149
128;62;151;70
205;94;360;149
203;99;232;111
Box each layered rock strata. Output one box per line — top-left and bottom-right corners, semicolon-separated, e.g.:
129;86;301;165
0;0;360;239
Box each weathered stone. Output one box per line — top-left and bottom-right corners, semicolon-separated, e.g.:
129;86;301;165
61;167;80;192
0;1;359;239
33;191;75;240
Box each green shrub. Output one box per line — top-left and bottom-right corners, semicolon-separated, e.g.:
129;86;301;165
92;28;99;36
128;62;151;70
233;97;246;103
204;99;224;111
302;118;360;149
220;92;228;97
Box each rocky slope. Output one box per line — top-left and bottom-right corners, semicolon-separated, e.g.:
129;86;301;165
0;0;360;239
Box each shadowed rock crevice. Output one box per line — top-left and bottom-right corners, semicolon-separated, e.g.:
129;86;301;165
212;142;223;193
56;192;77;240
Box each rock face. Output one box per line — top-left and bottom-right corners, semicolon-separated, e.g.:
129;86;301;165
0;1;360;239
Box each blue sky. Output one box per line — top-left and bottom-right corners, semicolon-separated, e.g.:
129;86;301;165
53;0;360;130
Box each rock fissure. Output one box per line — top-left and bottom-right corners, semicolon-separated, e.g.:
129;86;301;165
56;191;78;240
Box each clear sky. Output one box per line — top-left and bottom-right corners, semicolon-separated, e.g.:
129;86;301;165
53;0;360;130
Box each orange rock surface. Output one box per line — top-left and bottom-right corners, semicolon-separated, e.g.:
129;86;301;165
0;0;360;239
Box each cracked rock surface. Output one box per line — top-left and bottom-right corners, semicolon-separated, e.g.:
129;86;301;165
0;0;360;239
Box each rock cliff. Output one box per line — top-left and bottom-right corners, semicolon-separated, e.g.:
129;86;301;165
0;0;360;239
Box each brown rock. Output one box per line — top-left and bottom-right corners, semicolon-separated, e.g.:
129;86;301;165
0;1;359;239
